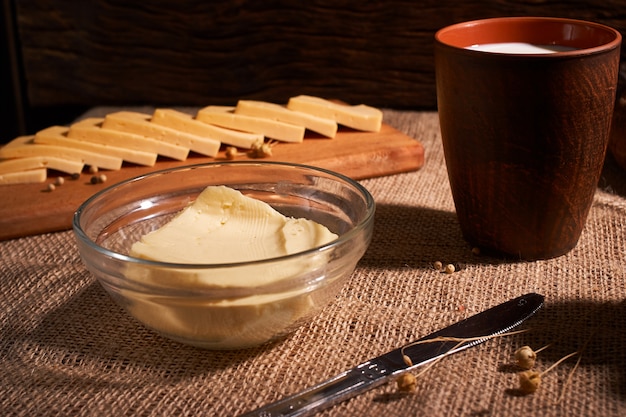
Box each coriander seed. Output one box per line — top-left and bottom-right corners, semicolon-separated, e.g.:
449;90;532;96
396;373;417;393
247;140;274;158
514;346;537;370
518;370;541;394
225;146;238;159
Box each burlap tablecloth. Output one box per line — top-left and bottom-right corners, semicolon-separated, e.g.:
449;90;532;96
2;110;626;416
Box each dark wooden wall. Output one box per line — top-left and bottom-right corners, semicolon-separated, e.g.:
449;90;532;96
4;0;626;142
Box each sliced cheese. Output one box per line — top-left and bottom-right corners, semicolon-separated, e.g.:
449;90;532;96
235;100;338;138
1;135;123;170
197;106;305;143
69;118;189;161
0;155;84;175
102;111;220;157
151;108;261;149
287;95;383;132
35;126;153;167
2;135;33;149
0;168;47;184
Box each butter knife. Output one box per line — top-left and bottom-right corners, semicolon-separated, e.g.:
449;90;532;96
240;292;544;417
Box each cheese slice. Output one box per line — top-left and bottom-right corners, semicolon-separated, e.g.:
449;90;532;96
197;106;305;143
102;111;220;157
69;118;189;161
235;100;338;138
0;168;47;184
152;108;261;149
0;155;84;175
35;126;153;167
2;135;31;150
1;135;123;170
287;95;383;132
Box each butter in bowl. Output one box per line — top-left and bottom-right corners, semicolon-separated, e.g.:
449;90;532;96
73;161;375;349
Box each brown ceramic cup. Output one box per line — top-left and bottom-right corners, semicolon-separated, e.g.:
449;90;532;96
435;17;621;260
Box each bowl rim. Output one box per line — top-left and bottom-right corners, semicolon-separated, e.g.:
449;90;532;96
72;160;376;269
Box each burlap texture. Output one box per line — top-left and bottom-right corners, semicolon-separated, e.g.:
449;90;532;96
2;110;626;416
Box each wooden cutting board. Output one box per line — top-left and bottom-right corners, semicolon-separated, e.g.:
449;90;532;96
0;122;424;241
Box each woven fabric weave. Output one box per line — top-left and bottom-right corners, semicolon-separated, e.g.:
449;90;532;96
2;110;626;416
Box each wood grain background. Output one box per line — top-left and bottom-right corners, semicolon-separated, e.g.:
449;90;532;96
6;0;626;137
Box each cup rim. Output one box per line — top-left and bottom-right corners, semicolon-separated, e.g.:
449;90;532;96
435;16;622;56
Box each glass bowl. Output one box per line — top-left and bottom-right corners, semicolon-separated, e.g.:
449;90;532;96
73;161;375;349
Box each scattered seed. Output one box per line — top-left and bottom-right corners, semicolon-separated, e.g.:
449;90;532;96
444;264;455;274
471;247;481;256
518;370;541;394
71;172;80;180
402;354;413;367
89;165;99;174
225;146;238;160
514;344;550;371
433;261;443;271
247;140;275;158
514;346;537;370
90;173;107;184
512;345;578;397
54;177;65;186
394;330;528;396
261;143;273;156
46;183;56;192
396;373;417;393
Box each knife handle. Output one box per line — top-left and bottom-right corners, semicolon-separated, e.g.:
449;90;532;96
239;359;394;417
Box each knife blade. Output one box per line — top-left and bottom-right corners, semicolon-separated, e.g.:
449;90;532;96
240;292;544;417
